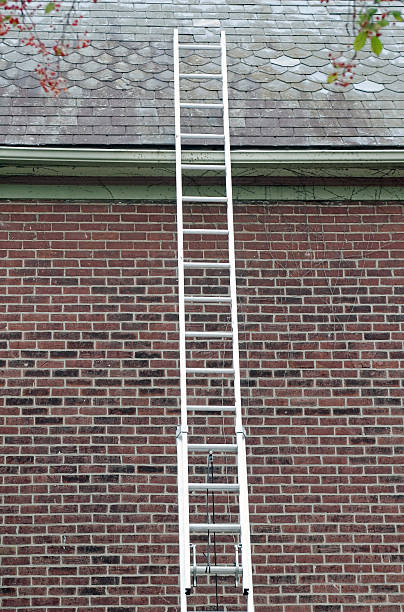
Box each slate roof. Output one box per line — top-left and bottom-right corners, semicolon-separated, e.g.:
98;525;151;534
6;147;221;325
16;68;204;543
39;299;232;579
1;0;404;147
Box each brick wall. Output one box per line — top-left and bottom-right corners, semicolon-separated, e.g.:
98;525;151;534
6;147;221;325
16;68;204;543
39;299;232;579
1;200;403;611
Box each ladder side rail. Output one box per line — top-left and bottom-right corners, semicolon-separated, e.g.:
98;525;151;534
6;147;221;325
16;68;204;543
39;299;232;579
236;430;254;608
220;30;242;434
176;430;187;611
173;28;191;599
221;30;255;609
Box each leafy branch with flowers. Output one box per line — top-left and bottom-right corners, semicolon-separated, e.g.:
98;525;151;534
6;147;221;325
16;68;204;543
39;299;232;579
323;0;403;86
0;0;97;95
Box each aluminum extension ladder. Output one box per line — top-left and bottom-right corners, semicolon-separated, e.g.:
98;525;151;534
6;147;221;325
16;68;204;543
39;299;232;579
174;29;254;612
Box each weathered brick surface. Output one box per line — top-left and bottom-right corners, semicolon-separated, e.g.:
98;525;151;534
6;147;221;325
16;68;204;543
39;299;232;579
1;200;403;611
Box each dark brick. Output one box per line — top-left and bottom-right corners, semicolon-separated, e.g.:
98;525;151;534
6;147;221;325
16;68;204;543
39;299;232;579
54;369;79;377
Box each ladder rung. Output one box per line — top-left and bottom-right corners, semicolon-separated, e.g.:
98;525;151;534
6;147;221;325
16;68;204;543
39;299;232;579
185;331;232;337
188;443;237;452
182;196;227;202
180;102;223;109
187;405;236;412
184;296;231;303
186;367;234;374
182;228;228;235
181;164;226;171
189;523;240;533
181;133;225;139
189;483;239;491
180;73;221;79
178;44;221;49
193;565;242;576
183;261;230;268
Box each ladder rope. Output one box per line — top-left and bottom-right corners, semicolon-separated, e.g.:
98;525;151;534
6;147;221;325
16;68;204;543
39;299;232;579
205;451;220;610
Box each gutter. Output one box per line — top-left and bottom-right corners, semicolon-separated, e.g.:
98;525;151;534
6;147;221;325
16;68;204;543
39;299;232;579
0;147;404;169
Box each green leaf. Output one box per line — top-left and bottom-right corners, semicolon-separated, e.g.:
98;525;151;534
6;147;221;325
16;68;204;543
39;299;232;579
392;11;403;22
354;30;368;51
366;8;377;18
45;2;55;13
378;19;389;28
327;73;338;84
371;35;383;56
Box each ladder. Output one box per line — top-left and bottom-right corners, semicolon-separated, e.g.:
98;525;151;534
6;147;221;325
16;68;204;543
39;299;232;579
174;29;254;612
